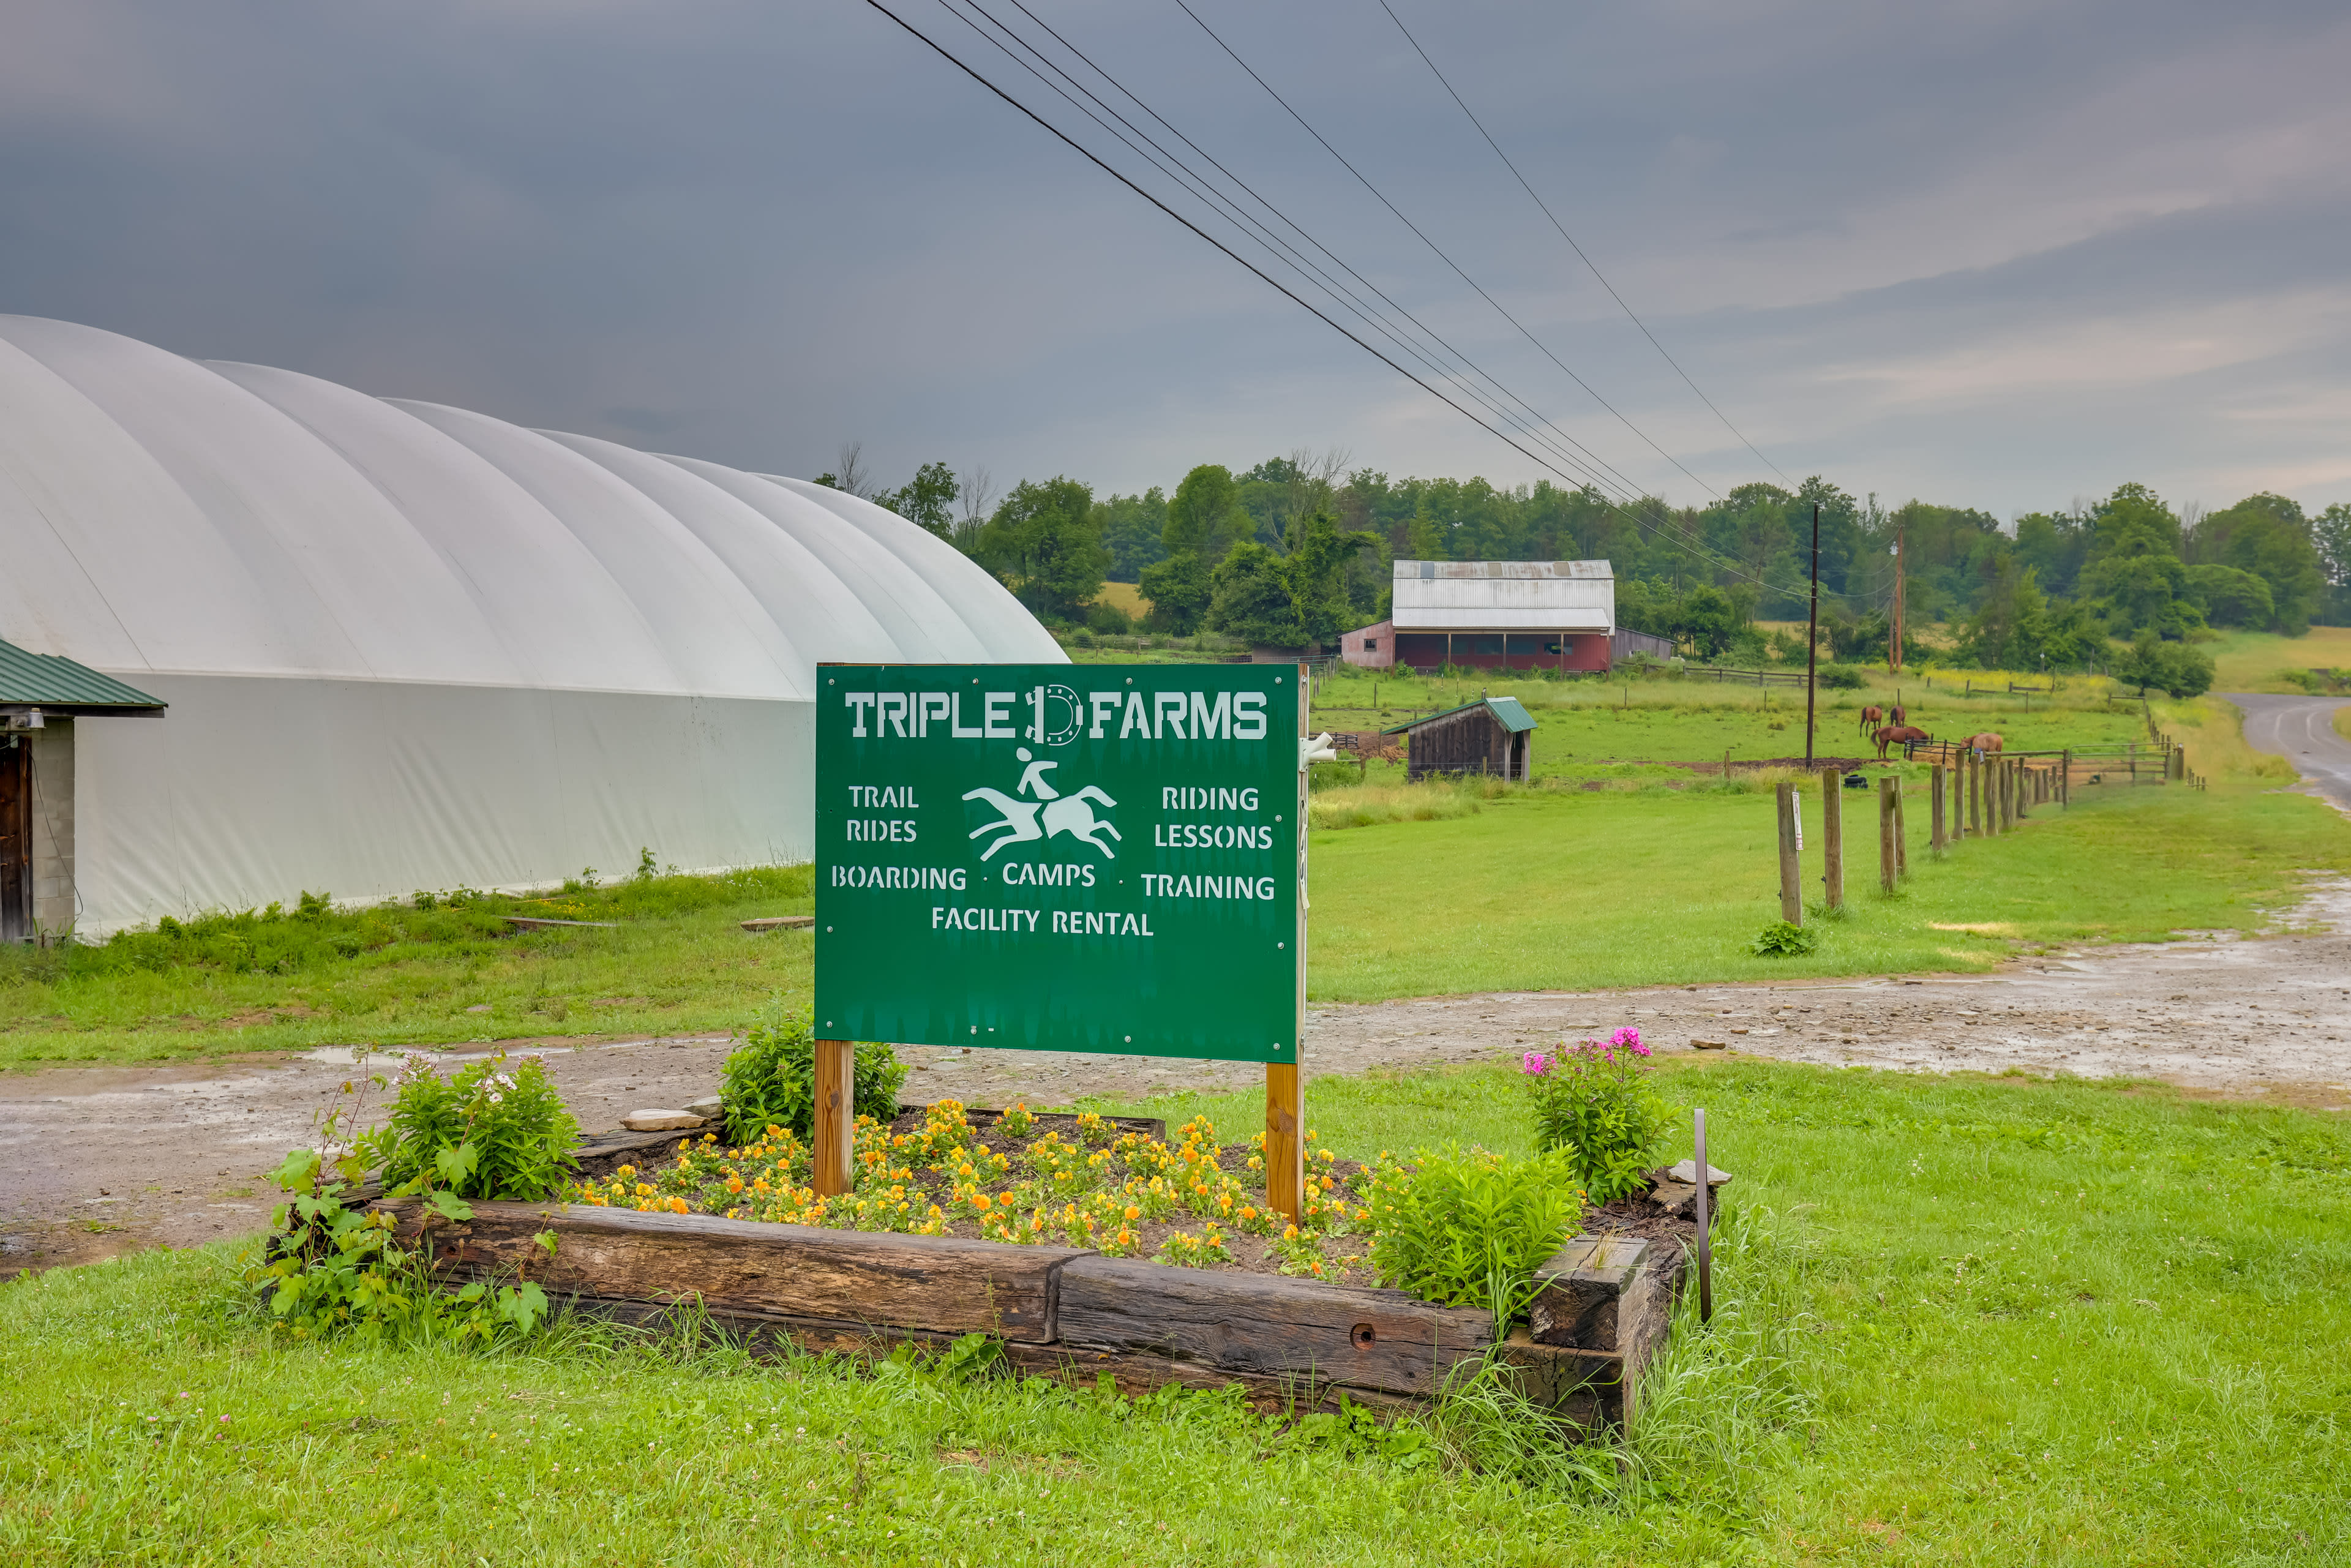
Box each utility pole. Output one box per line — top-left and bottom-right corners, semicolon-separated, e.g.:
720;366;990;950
1891;516;1906;675
1804;501;1821;767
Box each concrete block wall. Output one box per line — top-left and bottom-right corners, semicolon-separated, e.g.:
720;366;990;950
28;720;75;940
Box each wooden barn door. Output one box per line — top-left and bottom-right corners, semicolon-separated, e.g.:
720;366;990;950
0;737;29;943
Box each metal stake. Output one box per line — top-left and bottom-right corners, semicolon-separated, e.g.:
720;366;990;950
1694;1108;1714;1325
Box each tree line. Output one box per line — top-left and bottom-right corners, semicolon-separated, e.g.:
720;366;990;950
813;443;2351;680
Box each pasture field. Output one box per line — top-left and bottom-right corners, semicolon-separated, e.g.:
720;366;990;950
1303;762;2347;1000
2205;626;2351;692
4;697;2337;1068
6;1056;2342;1566
1303;666;2149;775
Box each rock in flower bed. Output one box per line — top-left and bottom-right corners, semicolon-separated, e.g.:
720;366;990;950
564;1099;1387;1285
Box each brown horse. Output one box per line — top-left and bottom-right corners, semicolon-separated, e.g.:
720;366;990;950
1858;704;1884;737
1874;724;1930;760
1966;731;2004;756
1889;703;1907;725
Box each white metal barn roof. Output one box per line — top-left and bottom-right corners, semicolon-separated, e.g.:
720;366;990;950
1389;559;1616;633
0;315;1060;932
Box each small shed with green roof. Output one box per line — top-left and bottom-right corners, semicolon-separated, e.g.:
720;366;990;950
1;639;165;943
1381;694;1537;783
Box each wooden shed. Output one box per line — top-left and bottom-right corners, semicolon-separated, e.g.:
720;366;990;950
1382;696;1537;782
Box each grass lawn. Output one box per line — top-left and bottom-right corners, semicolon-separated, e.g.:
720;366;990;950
1305;764;2351;999
0;869;817;1071
5;696;2339;1068
2205;626;2351;693
6;1056;2343;1565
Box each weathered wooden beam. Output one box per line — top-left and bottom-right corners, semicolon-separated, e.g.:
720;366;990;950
1055;1255;1493;1399
375;1198;1087;1343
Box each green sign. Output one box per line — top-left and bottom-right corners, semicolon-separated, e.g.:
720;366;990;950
814;662;1301;1063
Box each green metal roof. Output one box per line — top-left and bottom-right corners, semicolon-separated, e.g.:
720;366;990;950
0;639;166;714
1381;695;1537;737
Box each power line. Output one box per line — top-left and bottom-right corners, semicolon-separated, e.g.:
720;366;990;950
1373;0;1796;489
1168;0;1727;502
953;0;1663;506
858;0;1817;598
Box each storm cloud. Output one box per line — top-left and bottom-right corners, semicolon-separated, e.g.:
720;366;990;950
4;0;2345;515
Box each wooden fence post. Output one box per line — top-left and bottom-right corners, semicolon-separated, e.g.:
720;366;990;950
1775;781;1803;924
1968;753;1981;836
1878;777;1897;893
2017;759;2031;820
812;1038;857;1198
1930;764;1946;850
1894;776;1908;875
2062;748;2070;807
1821;769;1845;910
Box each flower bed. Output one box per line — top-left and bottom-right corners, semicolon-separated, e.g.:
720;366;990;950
566;1100;1382;1285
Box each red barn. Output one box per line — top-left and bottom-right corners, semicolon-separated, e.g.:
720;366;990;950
1339;560;1633;672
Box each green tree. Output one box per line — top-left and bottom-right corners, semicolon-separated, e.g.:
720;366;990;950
874;460;957;541
2192;493;2324;634
1403;499;1445;561
2082;483;2197;637
1675;585;1738;659
1164;465;1254;562
974;476;1108;623
1093;487;1168;582
2181;563;2275;629
1280;509;1379;647
1205;542;1304;648
2111;631;2214;698
2317;502;2351;625
1137;551;1212;635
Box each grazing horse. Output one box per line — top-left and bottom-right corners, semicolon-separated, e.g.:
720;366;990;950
1858;704;1884;737
1873;724;1930;760
1888;703;1906;725
1965;731;2004;756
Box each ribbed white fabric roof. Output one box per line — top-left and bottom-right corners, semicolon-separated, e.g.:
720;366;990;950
0;315;1059;697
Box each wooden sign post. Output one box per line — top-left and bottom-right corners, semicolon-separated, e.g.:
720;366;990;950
813;1038;855;1197
1265;665;1312;1222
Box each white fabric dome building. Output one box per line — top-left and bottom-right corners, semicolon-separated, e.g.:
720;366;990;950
0;315;1060;936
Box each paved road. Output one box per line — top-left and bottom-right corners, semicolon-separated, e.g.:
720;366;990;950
2230;692;2351;809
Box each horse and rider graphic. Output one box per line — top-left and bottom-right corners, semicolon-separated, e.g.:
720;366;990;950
964;748;1122;861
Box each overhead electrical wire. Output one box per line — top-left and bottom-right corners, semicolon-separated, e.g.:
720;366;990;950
857;0;1823;600
953;0;1662;507
1167;0;1727;503
1372;0;1795;489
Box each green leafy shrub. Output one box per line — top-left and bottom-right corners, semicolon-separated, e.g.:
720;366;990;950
1521;1030;1672;1204
255;1082;557;1345
719;1002;907;1142
1816;664;1869;689
1752;920;1818;956
1363;1145;1584;1336
373;1053;579;1201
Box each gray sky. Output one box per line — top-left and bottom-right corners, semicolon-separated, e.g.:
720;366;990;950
6;0;2347;520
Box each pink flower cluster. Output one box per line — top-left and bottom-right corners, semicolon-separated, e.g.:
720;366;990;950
1521;1026;1650;1076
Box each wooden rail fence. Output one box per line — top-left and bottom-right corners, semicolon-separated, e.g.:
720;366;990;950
1779;702;2202;912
